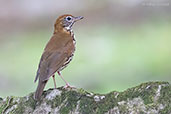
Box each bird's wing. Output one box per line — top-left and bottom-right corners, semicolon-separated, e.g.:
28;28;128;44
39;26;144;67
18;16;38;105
35;50;68;82
34;33;74;83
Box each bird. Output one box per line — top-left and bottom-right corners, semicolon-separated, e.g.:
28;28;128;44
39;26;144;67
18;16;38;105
34;14;83;100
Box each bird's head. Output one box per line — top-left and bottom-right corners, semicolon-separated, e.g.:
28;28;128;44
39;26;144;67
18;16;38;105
54;14;83;34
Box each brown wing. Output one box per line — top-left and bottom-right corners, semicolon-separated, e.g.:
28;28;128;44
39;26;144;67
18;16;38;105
34;51;68;100
34;33;74;82
36;50;67;82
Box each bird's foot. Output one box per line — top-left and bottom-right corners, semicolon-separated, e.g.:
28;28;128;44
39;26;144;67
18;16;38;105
64;83;76;89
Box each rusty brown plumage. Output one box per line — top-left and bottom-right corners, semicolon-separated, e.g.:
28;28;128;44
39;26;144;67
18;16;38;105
34;14;83;100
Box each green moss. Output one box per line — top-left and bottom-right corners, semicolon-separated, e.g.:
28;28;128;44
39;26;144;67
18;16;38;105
77;88;89;94
11;94;36;114
0;82;170;113
10;98;25;114
0;98;8;113
45;88;84;114
158;83;171;114
95;82;170;113
47;95;62;108
60;106;70;114
96;92;117;113
59;90;81;114
118;105;128;114
79;96;96;114
0;97;14;114
12;106;25;114
24;94;36;109
116;82;164;105
159;105;171;114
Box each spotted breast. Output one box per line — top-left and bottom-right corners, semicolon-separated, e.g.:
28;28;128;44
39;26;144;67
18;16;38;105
58;30;76;71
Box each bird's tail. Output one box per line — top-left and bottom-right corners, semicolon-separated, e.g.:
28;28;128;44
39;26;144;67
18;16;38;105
34;80;47;100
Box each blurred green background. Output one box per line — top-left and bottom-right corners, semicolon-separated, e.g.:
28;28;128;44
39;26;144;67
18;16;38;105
0;0;170;97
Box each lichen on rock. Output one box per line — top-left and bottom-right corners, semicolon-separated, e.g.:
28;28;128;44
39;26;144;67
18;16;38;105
0;81;170;114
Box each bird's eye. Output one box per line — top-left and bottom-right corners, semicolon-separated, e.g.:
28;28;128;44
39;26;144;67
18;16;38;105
66;16;72;21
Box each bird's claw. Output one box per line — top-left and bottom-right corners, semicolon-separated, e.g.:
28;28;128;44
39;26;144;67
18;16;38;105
64;84;76;89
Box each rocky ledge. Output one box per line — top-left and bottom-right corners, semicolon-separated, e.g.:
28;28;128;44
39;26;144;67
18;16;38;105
0;81;170;114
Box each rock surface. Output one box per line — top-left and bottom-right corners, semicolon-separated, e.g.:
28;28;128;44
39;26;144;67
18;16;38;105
0;82;170;114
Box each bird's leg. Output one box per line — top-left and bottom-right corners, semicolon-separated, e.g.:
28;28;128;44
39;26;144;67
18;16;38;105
52;74;57;88
57;71;70;88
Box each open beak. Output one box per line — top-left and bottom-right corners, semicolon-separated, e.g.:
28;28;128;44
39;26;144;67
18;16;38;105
74;16;84;22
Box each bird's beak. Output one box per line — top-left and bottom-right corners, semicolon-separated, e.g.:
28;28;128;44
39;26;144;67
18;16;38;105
74;16;84;22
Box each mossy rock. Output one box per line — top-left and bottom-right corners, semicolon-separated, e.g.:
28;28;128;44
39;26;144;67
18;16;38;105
0;81;170;114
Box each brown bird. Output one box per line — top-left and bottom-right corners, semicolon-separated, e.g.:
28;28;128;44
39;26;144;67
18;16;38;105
34;14;83;100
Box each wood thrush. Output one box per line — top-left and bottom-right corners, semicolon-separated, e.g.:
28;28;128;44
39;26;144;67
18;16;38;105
34;14;83;100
